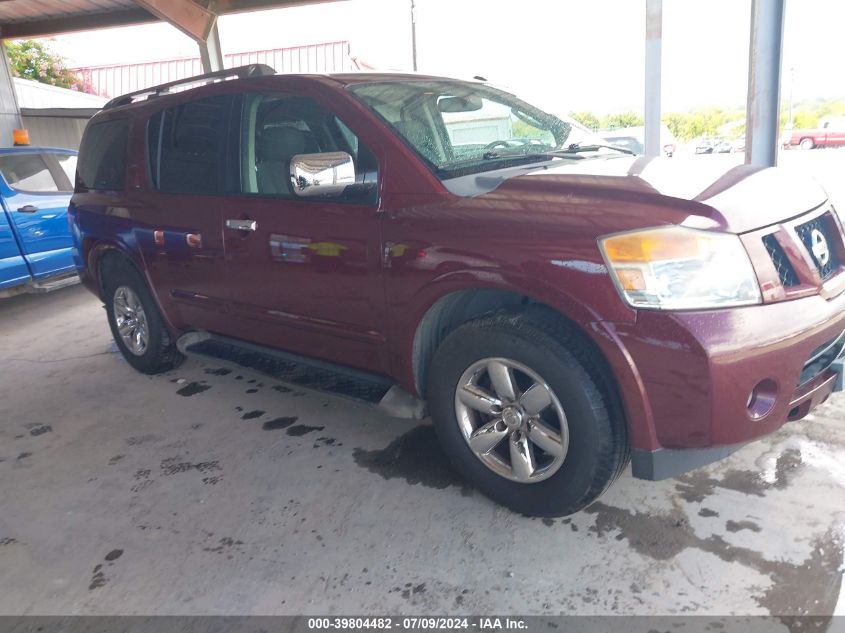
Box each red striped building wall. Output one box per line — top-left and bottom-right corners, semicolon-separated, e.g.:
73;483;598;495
74;41;356;98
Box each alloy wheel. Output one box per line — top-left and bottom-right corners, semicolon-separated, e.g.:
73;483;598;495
113;286;149;356
454;357;569;483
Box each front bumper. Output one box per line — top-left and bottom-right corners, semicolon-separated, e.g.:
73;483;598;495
597;290;845;480
632;361;843;480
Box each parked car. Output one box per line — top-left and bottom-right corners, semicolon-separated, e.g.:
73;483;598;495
70;66;844;516
694;137;719;154
713;139;744;154
0;146;79;298
784;120;845;150
599;125;677;157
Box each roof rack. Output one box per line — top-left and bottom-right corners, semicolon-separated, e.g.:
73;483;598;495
103;63;275;110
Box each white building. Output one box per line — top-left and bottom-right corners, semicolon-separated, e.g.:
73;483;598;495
13;77;107;149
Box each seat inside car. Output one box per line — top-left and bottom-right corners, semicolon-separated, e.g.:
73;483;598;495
256;126;319;195
255;98;322;195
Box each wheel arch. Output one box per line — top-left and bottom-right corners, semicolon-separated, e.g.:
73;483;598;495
88;241;144;298
408;278;608;398
89;241;180;337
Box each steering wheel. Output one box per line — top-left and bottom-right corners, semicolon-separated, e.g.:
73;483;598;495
484;140;512;150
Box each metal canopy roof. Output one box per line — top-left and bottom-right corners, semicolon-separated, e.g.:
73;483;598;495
0;0;333;39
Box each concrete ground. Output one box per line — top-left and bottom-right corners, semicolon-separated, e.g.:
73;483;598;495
2;150;845;619
1;284;844;618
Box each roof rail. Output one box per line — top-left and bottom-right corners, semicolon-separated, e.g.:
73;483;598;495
102;63;275;110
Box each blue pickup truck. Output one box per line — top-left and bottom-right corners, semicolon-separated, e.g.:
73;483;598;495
0;146;79;298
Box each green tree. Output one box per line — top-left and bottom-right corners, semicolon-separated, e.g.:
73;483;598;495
570;111;601;130
601;112;644;130
5;40;83;90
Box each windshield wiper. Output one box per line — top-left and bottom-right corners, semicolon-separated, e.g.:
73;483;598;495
481;150;583;161
557;142;637;156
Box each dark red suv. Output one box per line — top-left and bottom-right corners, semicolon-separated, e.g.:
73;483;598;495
69;65;845;516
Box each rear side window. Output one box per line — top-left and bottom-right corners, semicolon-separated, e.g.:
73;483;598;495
0;153;74;192
147;94;235;195
78;119;128;191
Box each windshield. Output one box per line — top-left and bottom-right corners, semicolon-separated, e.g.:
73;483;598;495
348;80;605;178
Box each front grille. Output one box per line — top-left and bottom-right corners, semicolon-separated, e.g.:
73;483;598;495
763;234;800;287
796;213;839;281
799;330;845;386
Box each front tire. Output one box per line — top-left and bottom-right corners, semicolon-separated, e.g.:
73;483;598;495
102;257;184;374
427;308;629;517
799;138;815;150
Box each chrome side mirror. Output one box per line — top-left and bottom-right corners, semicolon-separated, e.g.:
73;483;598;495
289;151;355;198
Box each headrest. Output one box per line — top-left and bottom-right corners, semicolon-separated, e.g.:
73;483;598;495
257;126;306;162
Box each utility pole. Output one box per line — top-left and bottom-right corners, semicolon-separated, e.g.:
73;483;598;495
410;0;418;71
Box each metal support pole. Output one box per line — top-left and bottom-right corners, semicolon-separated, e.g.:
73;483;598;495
199;20;224;73
745;0;786;167
410;0;418;71
787;66;795;128
0;40;22;135
644;0;663;157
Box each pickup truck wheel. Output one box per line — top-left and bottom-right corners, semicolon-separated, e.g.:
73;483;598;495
102;259;184;374
799;138;815;150
427;308;629;516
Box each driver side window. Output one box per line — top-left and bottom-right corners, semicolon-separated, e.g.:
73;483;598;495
239;93;378;204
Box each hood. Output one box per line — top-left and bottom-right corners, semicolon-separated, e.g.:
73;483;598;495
445;155;829;234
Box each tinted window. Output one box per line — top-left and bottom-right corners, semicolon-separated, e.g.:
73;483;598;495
0;153;74;192
148;94;235;195
78;119;128;191
239;93;378;204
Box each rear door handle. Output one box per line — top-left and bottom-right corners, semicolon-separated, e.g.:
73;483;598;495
225;218;257;232
17;205;38;213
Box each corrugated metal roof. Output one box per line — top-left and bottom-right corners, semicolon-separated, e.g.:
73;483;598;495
0;1;340;39
13;78;107;109
0;0;138;24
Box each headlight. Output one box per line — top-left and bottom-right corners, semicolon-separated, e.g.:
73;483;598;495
599;226;762;310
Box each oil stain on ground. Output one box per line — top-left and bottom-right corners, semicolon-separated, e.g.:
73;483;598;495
104;549;123;561
353;425;471;495
204;367;232;376
726;520;762;533
160;458;220;476
241;410;265;420
674;448;803;502
176;382;211;397
203;536;244;554
287;424;324;437
263;416;297;431
88;549;124;590
584;502;843;623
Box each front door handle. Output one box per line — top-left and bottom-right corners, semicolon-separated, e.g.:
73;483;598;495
17;205;38;213
225;218;257;232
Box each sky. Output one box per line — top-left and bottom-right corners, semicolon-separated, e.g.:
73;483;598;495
42;0;845;115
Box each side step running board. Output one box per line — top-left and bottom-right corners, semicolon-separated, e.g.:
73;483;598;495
177;332;426;419
29;273;80;293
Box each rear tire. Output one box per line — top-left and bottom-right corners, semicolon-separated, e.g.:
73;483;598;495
102;256;184;374
427;307;629;517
